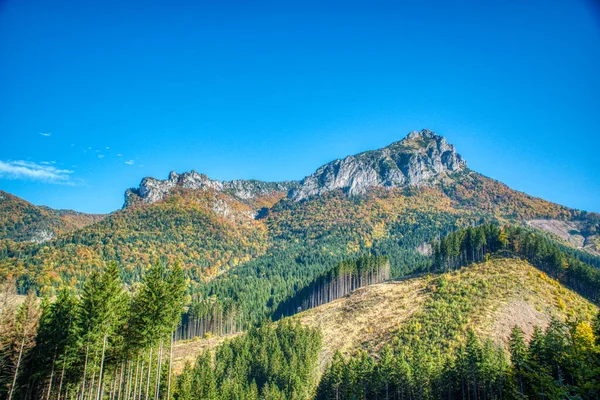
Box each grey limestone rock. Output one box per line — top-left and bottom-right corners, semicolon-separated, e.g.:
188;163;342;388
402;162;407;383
124;170;297;208
123;129;466;207
289;129;466;201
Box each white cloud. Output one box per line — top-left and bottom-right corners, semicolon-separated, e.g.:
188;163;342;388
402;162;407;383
125;160;135;165
105;146;110;150
117;154;122;157
0;160;74;184
39;132;52;137
98;155;105;159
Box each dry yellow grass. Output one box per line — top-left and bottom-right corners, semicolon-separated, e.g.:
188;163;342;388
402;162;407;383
171;333;240;374
295;276;429;367
167;258;597;374
297;259;596;366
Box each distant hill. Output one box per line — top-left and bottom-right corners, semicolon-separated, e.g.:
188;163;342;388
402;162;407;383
0;190;105;243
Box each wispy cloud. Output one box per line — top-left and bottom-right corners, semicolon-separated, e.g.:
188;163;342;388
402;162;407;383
117;154;122;157
125;160;135;165
0;160;74;185
98;155;105;159
39;132;52;137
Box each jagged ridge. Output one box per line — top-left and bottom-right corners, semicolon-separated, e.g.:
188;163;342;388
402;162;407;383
124;171;298;208
290;129;466;201
125;129;466;207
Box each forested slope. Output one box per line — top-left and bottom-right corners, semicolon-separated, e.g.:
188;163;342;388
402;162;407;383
0;190;105;243
167;257;600;399
0;188;272;293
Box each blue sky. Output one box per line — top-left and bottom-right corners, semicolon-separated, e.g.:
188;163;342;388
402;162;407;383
1;0;599;214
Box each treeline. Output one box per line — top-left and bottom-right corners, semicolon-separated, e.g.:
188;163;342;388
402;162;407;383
175;298;241;341
174;320;321;400
273;255;390;320
430;224;600;302
503;226;600;301
317;318;600;399
430;224;505;271
0;261;185;400
198;204;466;335
176;255;390;341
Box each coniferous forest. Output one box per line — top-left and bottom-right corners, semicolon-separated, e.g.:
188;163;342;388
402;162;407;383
0;261;185;400
2;222;600;399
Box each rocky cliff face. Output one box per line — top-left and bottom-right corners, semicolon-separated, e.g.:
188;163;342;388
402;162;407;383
124;171;297;208
124;129;466;207
289;129;467;201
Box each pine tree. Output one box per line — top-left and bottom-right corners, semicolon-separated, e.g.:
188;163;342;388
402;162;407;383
509;325;527;398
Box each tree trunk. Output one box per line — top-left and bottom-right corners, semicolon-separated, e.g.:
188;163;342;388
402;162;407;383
167;331;174;400
8;334;27;400
154;341;163;400
81;345;90;400
145;347;153;400
47;347;58;400
58;351;67;400
97;334;107;400
132;357;140;400
117;360;125;400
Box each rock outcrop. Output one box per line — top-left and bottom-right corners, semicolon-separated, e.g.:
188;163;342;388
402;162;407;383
124;129;467;207
124;171;297;208
289;129;466;201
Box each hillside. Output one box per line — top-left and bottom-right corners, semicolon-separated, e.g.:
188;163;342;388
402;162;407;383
527;218;600;256
297;258;596;366
169;257;598;387
0;190;105;243
0;188;275;291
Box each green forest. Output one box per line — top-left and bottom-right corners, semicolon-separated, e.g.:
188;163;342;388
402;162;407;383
2;222;599;399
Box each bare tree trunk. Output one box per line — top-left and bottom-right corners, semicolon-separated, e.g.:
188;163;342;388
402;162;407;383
145;347;153;400
97;334;107;400
117;360;125;400
154;341;163;400
89;368;97;400
126;359;134;400
167;331;174;400
132;357;140;400
8;334;27;400
81;345;90;400
58;351;68;400
46;347;58;400
137;358;145;400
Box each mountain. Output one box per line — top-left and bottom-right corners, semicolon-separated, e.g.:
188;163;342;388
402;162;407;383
290;129;465;200
1;129;598;303
0;190;105;243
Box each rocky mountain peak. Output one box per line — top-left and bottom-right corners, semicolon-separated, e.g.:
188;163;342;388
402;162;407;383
289;129;466;201
124;170;297;208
